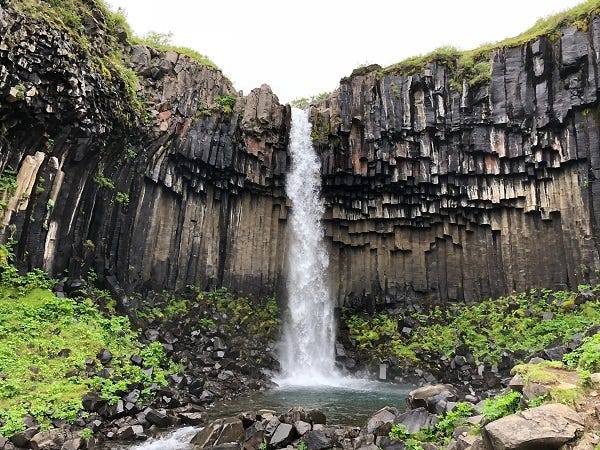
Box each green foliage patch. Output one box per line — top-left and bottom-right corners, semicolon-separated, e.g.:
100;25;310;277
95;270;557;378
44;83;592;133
344;286;600;366
375;0;600;90
481;391;522;422
133;31;217;68
389;402;473;446
0;251;177;436
215;94;237;114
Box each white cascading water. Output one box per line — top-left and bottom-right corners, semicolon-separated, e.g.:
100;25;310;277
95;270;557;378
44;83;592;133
275;107;339;386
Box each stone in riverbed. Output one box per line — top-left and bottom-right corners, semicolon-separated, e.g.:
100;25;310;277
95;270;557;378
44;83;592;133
191;417;245;447
145;408;172;427
365;406;398;435
269;423;295;448
178;411;207;425
115;425;147;440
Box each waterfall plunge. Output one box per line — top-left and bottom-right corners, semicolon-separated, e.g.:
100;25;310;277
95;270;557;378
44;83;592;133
275;108;340;386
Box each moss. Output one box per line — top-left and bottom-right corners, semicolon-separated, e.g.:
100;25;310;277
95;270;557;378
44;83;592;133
511;362;563;383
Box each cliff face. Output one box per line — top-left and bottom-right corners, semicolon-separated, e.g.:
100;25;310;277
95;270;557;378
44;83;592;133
311;20;600;307
3;1;600;310
0;2;290;299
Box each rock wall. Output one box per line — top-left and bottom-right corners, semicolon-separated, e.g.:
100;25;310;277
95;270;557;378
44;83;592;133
311;19;600;307
4;1;600;310
0;2;290;300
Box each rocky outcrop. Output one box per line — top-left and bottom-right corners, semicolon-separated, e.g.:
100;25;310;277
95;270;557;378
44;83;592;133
311;17;600;307
0;2;290;300
482;403;585;449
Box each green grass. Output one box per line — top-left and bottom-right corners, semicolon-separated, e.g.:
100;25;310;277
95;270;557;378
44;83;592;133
369;0;600;89
344;286;600;366
132;33;217;69
0;249;177;437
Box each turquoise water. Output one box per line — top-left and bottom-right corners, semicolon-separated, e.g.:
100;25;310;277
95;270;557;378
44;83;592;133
102;380;411;449
207;380;411;427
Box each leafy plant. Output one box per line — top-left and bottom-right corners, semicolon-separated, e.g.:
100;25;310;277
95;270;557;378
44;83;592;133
389;423;410;440
115;191;130;206
93;172;115;190
481;391;522;422
564;332;600;372
215;94;237;113
434;402;473;439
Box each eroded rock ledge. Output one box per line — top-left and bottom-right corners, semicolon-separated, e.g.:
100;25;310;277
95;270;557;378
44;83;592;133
311;19;600;307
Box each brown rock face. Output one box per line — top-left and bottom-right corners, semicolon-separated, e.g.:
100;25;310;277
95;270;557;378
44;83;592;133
311;19;600;307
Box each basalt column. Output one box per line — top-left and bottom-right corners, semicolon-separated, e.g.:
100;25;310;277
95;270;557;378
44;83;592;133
311;21;600;308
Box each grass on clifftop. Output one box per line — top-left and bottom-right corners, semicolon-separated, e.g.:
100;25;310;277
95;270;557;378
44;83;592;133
344;285;600;367
132;31;217;68
354;0;600;90
0;246;177;437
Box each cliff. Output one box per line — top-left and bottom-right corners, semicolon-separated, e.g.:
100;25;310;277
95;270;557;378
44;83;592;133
0;0;290;300
311;11;600;307
3;0;600;310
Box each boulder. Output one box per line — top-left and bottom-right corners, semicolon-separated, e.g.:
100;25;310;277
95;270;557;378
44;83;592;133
191;417;245;447
269;423;295;448
482;403;584;449
115;425;147;440
178;411;208;425
145;408;172;427
307;409;326;425
10;426;40;447
304;429;336;450
365;406;398;435
394;407;439;433
407;385;458;413
294;420;312;436
30;429;68;450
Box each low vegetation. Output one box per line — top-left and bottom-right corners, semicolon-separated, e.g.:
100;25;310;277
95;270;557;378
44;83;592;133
133;31;217;68
352;0;600;91
344;285;600;367
0;245;178;437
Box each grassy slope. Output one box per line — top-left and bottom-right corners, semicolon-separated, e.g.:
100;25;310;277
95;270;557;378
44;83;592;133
345;286;600;367
0;260;176;437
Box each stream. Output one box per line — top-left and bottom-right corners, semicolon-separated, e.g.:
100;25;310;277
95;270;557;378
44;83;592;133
100;380;411;449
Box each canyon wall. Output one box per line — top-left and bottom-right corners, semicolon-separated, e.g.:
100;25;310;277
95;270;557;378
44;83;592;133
311;20;600;307
0;2;290;300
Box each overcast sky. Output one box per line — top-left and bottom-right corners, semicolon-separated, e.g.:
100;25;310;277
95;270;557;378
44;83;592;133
107;0;585;103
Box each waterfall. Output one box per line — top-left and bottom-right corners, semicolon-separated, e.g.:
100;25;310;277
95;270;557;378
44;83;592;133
276;107;338;386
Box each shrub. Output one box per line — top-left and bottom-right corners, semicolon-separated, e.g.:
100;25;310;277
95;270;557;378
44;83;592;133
481;391;522;422
215;94;237;113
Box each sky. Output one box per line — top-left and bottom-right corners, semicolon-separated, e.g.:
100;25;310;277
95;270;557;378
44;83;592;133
107;0;586;103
